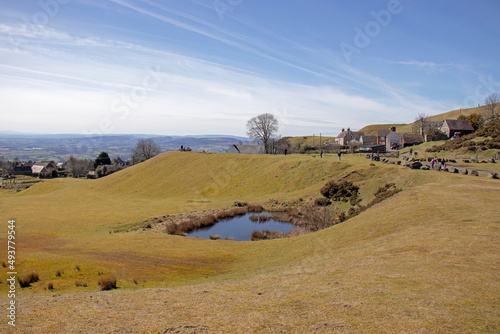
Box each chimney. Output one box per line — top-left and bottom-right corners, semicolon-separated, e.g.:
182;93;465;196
391;126;396;132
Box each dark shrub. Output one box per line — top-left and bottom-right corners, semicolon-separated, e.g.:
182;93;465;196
99;276;117;291
314;197;331;207
320;180;359;202
18;276;32;288
18;271;40;288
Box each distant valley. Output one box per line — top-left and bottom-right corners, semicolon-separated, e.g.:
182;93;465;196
0;133;250;162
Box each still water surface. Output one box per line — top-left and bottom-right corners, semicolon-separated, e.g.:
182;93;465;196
186;213;295;241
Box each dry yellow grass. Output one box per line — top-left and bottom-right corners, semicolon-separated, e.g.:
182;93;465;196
0;152;498;332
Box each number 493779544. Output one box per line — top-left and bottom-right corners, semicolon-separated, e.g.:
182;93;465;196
7;220;16;271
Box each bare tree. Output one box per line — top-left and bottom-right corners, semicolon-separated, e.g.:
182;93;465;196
132;139;161;164
484;93;500;122
414;113;428;134
246;113;279;154
348;140;360;153
66;156;93;178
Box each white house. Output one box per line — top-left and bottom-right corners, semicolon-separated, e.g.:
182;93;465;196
385;127;401;151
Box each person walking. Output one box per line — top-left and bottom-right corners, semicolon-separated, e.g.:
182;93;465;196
338;151;341;161
431;158;435;169
320;149;323;158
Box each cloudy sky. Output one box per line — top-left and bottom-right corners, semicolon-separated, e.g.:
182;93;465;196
1;0;499;137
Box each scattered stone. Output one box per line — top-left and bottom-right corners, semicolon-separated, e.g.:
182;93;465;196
450;167;459;173
462;159;470;163
488;159;496;163
460;168;468;175
396;161;402;165
421;166;430;170
470;170;479;176
442;168;449;172
490;172;499;179
369;163;375;166
409;161;422;170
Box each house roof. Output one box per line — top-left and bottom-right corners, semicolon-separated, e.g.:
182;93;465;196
336;131;350;139
443;119;474;131
337;130;364;139
13;166;32;172
377;129;391;137
351;131;364;140
401;134;424;144
32;161;56;168
32;161;56;174
229;144;265;154
360;135;377;142
32;165;46;173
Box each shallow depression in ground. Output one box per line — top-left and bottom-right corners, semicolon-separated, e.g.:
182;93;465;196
186;213;296;241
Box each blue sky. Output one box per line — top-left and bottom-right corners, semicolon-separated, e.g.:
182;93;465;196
1;0;499;136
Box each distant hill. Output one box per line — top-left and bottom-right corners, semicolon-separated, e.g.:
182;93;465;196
0;133;250;161
359;105;486;136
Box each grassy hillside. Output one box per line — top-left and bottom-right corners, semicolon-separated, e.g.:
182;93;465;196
1;151;498;332
359;105;486;135
281;135;337;149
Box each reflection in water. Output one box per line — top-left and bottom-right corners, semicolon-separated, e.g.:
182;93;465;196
186;213;295;241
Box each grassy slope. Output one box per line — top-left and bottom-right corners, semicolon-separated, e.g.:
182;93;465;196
282;135;338;148
1;152;499;332
359;105;486;136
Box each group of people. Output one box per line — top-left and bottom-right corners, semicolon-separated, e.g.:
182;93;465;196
430;158;447;170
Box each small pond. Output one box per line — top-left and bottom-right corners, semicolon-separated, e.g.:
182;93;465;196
186;213;295;241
